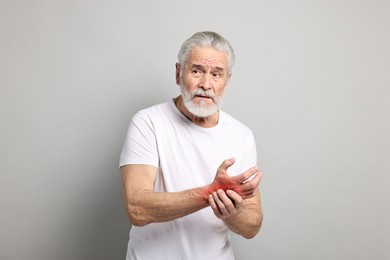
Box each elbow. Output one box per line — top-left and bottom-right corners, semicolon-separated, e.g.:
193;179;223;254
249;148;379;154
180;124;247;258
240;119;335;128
242;234;256;239
128;216;148;227
130;220;148;227
242;213;263;239
241;226;261;239
242;227;260;239
126;203;150;227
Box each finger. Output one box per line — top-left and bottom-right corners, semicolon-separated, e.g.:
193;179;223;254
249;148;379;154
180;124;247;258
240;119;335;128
208;194;217;208
241;188;258;199
216;189;239;215
212;191;229;215
239;171;262;192
233;166;259;184
226;190;243;210
208;194;222;218
235;171;262;199
209;194;221;217
218;158;236;172
217;189;235;207
243;170;262;184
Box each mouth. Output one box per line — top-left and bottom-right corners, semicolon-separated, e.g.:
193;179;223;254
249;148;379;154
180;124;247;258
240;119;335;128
193;94;213;101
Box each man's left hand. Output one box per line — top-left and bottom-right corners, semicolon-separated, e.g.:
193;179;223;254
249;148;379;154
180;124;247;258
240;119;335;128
208;189;244;219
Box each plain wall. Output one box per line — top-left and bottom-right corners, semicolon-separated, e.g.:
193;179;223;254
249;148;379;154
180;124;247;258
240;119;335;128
1;0;389;259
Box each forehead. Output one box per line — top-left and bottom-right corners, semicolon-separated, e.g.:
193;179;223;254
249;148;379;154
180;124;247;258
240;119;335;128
186;47;228;69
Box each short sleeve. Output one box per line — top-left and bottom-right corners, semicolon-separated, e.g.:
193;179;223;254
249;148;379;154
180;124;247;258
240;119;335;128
119;111;159;168
248;130;258;166
241;130;258;172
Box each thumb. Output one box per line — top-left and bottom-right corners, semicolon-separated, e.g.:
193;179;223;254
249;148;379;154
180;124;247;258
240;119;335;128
219;157;236;172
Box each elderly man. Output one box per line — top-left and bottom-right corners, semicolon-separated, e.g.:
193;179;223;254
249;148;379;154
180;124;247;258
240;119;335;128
119;31;263;260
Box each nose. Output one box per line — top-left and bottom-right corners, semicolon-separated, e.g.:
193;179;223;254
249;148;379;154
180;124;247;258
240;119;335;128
199;73;212;90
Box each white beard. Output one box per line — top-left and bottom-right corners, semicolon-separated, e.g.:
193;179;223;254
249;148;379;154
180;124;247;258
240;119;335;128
180;86;223;118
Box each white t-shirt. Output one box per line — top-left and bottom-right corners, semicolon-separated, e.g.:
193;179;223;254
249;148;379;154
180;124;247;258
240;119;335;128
119;99;257;260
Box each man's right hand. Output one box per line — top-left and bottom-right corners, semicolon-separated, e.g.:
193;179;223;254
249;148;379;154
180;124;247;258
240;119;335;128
209;158;262;200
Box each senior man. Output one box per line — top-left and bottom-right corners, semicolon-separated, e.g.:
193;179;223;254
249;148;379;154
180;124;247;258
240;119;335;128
119;31;263;260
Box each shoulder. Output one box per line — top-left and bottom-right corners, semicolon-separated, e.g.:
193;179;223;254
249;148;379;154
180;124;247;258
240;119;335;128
136;101;171;117
129;100;183;134
220;110;253;134
132;101;172;123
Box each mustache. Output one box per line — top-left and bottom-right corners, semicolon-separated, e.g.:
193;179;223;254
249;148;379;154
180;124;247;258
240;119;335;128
191;90;215;100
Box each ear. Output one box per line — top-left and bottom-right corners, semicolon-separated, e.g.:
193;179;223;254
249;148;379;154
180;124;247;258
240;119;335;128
175;63;181;85
226;72;232;86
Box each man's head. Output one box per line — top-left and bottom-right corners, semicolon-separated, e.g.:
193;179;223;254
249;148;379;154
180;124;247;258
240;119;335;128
178;31;235;74
176;32;235;118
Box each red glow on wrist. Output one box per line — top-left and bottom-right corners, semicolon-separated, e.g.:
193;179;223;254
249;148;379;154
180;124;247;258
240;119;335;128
203;182;241;201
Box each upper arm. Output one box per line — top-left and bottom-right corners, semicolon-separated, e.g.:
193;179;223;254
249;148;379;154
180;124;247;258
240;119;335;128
119;112;159;169
120;164;158;203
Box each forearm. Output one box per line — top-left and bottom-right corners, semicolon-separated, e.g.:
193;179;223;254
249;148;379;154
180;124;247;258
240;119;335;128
224;206;263;239
126;185;212;226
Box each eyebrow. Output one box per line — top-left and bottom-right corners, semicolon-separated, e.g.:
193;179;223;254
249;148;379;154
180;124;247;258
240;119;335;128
190;64;225;72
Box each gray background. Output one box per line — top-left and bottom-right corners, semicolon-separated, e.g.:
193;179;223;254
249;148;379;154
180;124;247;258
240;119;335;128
1;0;389;259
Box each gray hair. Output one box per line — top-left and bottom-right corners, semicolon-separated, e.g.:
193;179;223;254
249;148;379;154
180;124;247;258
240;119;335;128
177;31;235;73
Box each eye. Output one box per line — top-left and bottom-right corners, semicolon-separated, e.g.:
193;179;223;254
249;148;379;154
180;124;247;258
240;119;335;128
191;69;203;77
211;72;221;78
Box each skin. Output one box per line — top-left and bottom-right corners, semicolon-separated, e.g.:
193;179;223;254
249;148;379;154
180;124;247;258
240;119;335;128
121;47;263;239
175;47;230;127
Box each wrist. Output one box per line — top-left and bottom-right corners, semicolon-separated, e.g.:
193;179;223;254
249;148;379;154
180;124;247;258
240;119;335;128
200;184;215;203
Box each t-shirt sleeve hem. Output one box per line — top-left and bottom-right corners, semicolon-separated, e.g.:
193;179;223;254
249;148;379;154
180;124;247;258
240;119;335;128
119;159;159;169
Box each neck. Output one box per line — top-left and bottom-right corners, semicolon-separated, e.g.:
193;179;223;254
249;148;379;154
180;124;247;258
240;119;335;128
174;96;219;128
